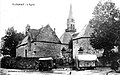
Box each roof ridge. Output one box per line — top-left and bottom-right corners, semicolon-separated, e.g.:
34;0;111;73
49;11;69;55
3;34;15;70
35;27;43;39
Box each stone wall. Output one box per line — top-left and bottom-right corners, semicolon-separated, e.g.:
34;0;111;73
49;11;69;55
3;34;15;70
16;42;61;59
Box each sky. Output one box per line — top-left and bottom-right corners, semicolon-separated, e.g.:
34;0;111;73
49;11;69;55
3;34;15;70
0;0;120;41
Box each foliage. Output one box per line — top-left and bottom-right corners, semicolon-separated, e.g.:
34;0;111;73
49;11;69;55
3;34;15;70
89;1;120;64
1;27;25;57
1;56;40;69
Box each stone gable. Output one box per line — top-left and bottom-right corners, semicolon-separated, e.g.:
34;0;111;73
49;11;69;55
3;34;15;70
36;25;60;43
16;25;61;58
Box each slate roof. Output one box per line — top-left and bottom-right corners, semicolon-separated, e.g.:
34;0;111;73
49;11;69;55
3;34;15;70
83;24;93;37
60;32;74;44
19;25;61;46
36;25;61;43
73;24;93;39
30;29;41;39
19;36;28;46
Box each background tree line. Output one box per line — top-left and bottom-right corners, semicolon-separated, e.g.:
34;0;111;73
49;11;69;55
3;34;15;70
1;27;25;57
89;0;120;65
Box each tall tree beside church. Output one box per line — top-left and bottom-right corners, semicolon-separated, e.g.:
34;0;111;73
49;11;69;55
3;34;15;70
89;1;120;63
1;27;25;57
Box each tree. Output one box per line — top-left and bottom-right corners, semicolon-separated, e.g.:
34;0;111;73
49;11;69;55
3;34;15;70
1;27;25;57
89;1;120;64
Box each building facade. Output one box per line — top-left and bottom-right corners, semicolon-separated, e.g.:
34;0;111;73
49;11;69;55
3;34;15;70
16;25;62;59
73;24;103;59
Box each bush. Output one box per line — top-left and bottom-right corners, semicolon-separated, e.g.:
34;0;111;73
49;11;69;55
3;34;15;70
111;60;119;71
1;56;40;70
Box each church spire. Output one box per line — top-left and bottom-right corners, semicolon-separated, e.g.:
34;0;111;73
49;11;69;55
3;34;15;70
66;4;76;32
68;4;72;19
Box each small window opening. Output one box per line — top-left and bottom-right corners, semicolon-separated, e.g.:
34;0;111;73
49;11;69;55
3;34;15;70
34;51;36;53
34;43;37;45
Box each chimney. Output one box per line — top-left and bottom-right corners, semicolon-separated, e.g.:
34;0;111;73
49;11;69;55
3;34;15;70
54;28;56;32
25;24;30;36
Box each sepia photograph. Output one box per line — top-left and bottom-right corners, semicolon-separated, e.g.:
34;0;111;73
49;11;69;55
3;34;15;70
0;0;120;75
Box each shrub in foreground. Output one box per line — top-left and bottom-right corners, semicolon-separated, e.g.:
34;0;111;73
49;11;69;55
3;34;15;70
1;56;40;70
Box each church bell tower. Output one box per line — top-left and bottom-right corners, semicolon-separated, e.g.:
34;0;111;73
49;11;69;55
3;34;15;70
65;4;76;32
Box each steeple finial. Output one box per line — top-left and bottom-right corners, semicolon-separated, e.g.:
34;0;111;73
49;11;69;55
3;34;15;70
68;4;72;19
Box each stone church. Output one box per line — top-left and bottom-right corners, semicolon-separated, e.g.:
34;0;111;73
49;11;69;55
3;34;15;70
16;4;99;60
60;4;76;44
60;4;102;59
60;4;76;63
60;4;76;50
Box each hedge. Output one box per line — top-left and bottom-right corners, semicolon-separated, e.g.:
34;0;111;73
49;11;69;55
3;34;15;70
1;56;70;70
1;56;40;70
